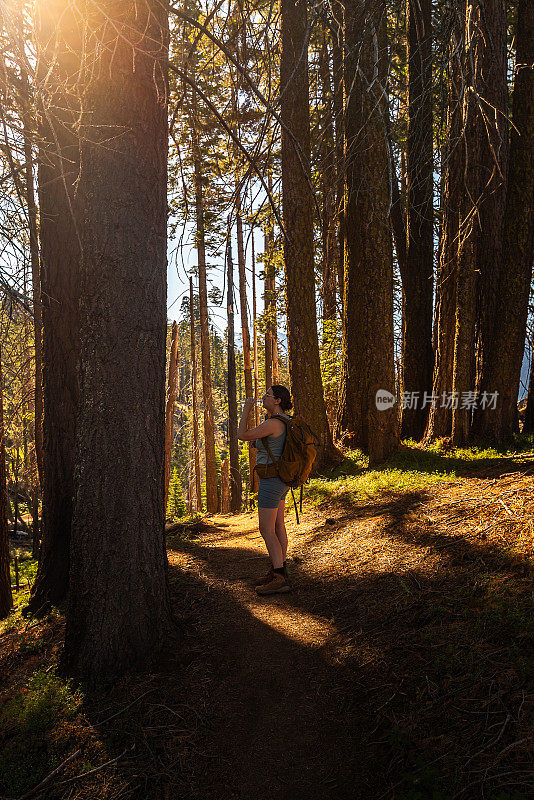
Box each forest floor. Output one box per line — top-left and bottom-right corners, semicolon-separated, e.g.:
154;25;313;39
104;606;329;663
2;445;534;799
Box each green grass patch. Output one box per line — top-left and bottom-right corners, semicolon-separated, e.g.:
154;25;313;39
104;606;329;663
306;445;458;506
305;434;534;508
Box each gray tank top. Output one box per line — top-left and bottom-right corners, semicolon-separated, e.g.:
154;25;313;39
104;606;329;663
255;413;291;465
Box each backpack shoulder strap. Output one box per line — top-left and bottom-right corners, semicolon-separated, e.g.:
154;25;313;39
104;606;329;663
260;436;279;469
270;413;290;426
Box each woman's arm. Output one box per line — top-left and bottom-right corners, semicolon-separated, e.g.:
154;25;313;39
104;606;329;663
237;398;279;441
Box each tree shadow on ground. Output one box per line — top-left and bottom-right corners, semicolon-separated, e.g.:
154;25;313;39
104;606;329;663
162;488;534;800
387;448;534;481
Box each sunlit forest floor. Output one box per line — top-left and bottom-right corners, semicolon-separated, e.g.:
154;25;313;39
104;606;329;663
2;437;534;799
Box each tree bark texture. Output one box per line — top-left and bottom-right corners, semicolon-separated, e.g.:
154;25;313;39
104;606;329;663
236;201;256;493
280;0;340;469
227;242;242;512
263;166;278;389
264;220;273;391
221;458;230;513
319;30;338;428
471;0;534;444
191;94;218;514
401;0;434;441
319;30;338;326
31;487;39;560
472;0;508;402
252;230;260;428
424;2;464;443
451;0;483;445
164;321;179;508
336;0;398;466
190;278;202;512
63;0;175;678
331;0;345;310
453;0;508;444
29;0;82;611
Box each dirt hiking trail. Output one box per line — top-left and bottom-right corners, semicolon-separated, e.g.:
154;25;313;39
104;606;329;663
3;461;533;800
161;462;534;800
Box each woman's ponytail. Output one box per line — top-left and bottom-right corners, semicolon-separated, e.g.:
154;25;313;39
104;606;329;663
271;385;292;412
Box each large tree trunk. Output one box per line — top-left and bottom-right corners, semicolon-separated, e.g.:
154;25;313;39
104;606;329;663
471;0;534;444
472;0;508;402
63;0;175;678
191;441;197;512
23;298;40;559
165;322;179;508
236;199;256;493
221;458;230;513
269;168;279;385
319;29;338;429
230;32;256;491
28;0;81;612
264;220;273;391
227;242;242;512
401;0;434;441
189;278;202;512
0;346;12;620
331;0;345;311
424;2;464;444
252;230;260;427
191;94;218;514
453;0;508;445
319;30;337;327
263;162;278;389
451;0;483;445
280;0;341;469
390;162;408;284
335;0;398;466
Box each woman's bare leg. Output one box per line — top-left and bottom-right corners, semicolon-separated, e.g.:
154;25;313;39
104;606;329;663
258;507;283;568
274;495;288;561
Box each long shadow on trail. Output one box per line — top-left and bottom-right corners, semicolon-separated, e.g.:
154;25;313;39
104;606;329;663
166;487;534;800
165;547;370;800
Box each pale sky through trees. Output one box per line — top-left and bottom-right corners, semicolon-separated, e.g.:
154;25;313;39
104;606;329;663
167;224;267;354
166;233;532;401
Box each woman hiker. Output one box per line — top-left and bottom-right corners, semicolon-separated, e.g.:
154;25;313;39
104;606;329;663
237;385;293;596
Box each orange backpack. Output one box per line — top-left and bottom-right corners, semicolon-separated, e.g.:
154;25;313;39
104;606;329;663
253;414;320;522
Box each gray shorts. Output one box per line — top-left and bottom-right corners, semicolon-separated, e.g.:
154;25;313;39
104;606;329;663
257;476;289;509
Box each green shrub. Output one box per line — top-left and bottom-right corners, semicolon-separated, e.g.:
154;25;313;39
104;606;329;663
167;467;186;520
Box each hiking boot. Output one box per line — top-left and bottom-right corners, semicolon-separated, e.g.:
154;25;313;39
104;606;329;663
256;572;291;596
253;567;275;587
